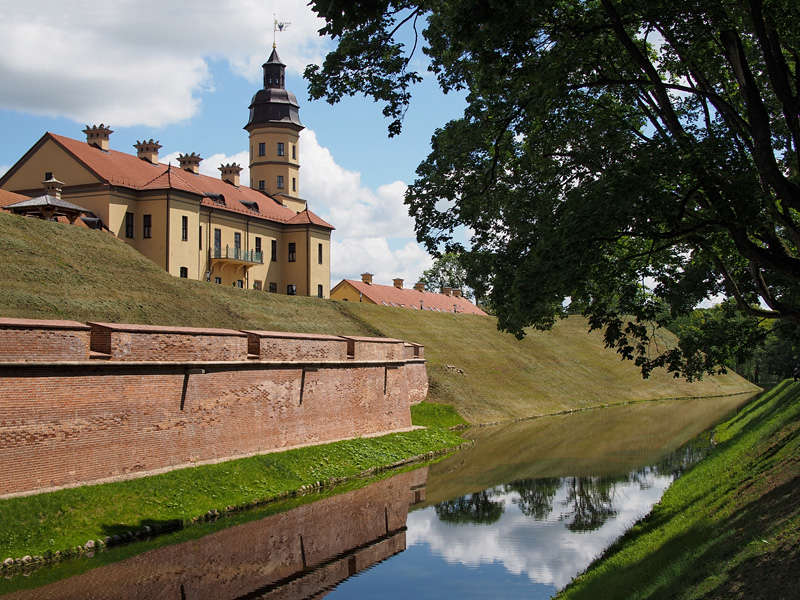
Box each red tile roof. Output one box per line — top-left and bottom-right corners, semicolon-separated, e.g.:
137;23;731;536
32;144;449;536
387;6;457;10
46;133;333;230
0;189;28;209
335;279;487;316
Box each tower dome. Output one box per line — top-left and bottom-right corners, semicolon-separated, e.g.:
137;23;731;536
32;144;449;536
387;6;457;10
244;48;303;132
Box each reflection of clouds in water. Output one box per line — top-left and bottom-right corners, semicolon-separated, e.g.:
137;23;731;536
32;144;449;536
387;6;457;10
407;474;673;589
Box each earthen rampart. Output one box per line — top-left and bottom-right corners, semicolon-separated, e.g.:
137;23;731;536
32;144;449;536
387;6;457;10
0;318;429;498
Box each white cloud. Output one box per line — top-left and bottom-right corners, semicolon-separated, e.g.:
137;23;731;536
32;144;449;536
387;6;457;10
0;165;9;179
163;130;434;284
0;0;329;127
407;476;673;590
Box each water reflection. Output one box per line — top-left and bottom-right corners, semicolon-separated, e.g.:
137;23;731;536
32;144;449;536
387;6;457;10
0;467;428;600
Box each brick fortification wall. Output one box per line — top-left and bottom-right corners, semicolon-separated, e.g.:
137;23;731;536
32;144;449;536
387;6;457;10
4;467;429;600
0;318;429;498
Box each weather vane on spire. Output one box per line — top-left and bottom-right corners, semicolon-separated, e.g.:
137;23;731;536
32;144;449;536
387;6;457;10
273;14;291;48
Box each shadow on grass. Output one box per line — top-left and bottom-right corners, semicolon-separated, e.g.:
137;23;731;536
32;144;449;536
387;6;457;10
100;518;183;541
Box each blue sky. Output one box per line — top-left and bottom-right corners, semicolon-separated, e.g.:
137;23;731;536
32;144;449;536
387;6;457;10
0;0;467;284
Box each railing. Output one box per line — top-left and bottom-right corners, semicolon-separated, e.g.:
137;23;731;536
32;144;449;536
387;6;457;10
213;245;263;264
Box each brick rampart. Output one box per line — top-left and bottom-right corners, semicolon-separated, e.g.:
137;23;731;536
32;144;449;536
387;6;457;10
3;467;428;600
340;336;406;360
0;318;90;361
0;320;428;498
244;330;349;361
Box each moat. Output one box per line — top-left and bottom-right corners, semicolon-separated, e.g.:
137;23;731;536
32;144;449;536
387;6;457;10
0;393;753;599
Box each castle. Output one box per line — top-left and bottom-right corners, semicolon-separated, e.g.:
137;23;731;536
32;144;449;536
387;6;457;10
0;47;333;298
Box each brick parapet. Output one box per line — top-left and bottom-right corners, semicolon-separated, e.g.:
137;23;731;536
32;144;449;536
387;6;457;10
0;317;90;362
0;318;429;497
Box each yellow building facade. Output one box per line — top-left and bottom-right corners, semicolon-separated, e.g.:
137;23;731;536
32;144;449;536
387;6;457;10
0;47;333;298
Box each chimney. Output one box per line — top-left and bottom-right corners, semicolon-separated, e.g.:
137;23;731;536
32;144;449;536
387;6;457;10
453;289;463;298
361;273;373;285
178;152;202;174
441;286;452;296
83;124;113;150
133;139;162;164
43;176;64;199
219;162;243;187
393;278;404;289
413;282;425;292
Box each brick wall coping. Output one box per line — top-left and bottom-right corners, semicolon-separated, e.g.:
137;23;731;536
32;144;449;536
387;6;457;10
88;322;247;337
339;335;405;344
0;358;426;369
0;317;90;330
404;342;424;347
242;330;348;342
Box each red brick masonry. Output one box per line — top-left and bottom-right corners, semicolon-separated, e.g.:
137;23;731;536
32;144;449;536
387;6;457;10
0;320;428;498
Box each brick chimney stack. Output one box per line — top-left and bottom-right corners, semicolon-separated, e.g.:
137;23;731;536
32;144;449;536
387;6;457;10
83;124;113;150
413;282;425;292
43;177;64;199
452;289;463;298
178;152;203;174
219;163;243;186
133;139;162;164
393;278;404;289
441;287;453;296
361;273;373;285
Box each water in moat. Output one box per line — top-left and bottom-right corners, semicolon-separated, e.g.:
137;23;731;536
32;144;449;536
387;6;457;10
0;393;754;599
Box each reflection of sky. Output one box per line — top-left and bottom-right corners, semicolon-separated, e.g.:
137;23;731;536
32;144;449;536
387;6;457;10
329;473;673;598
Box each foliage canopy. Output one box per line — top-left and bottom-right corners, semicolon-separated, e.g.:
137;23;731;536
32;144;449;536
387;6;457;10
306;0;800;378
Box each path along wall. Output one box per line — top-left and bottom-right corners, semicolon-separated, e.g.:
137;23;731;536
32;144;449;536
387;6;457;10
0;318;429;498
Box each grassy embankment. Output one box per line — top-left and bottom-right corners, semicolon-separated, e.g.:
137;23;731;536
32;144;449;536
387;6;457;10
556;380;800;600
0;212;757;424
0;403;464;560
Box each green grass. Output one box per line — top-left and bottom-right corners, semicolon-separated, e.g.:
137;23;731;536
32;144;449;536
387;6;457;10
556;381;800;600
410;401;469;429
0;425;464;560
0;212;758;423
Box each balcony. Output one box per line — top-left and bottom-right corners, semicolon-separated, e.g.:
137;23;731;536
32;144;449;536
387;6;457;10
212;245;263;265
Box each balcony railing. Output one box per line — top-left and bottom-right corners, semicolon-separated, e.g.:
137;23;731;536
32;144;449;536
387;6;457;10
213;245;263;264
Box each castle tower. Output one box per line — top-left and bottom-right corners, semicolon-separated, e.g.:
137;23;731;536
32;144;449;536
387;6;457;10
245;47;305;212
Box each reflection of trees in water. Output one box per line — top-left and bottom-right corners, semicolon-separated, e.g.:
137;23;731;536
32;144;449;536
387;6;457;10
560;476;619;532
504;478;560;520
435;490;504;525
434;435;714;530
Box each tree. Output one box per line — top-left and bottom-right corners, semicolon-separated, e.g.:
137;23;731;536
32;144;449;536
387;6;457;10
306;0;800;379
418;252;474;299
434;490;505;525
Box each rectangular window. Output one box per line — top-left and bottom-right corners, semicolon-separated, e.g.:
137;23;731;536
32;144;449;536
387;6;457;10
258;180;265;191
271;239;277;261
214;276;222;284
179;267;188;278
277;175;284;189
287;284;297;296
255;236;262;254
277;142;285;156
236;279;244;288
318;243;323;265
317;284;323;298
143;214;152;239
258;142;265;157
44;171;53;181
181;215;188;241
288;242;296;262
124;212;134;238
292;177;296;192
234;232;241;257
253;280;262;290
214;228;221;255
291;145;296;160
269;282;277;293
199;226;203;250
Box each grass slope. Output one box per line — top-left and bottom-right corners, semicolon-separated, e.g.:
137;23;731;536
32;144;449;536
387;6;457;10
0;212;757;423
556;381;800;600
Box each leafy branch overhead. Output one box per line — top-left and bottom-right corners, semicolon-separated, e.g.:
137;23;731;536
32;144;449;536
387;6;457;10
306;0;800;379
